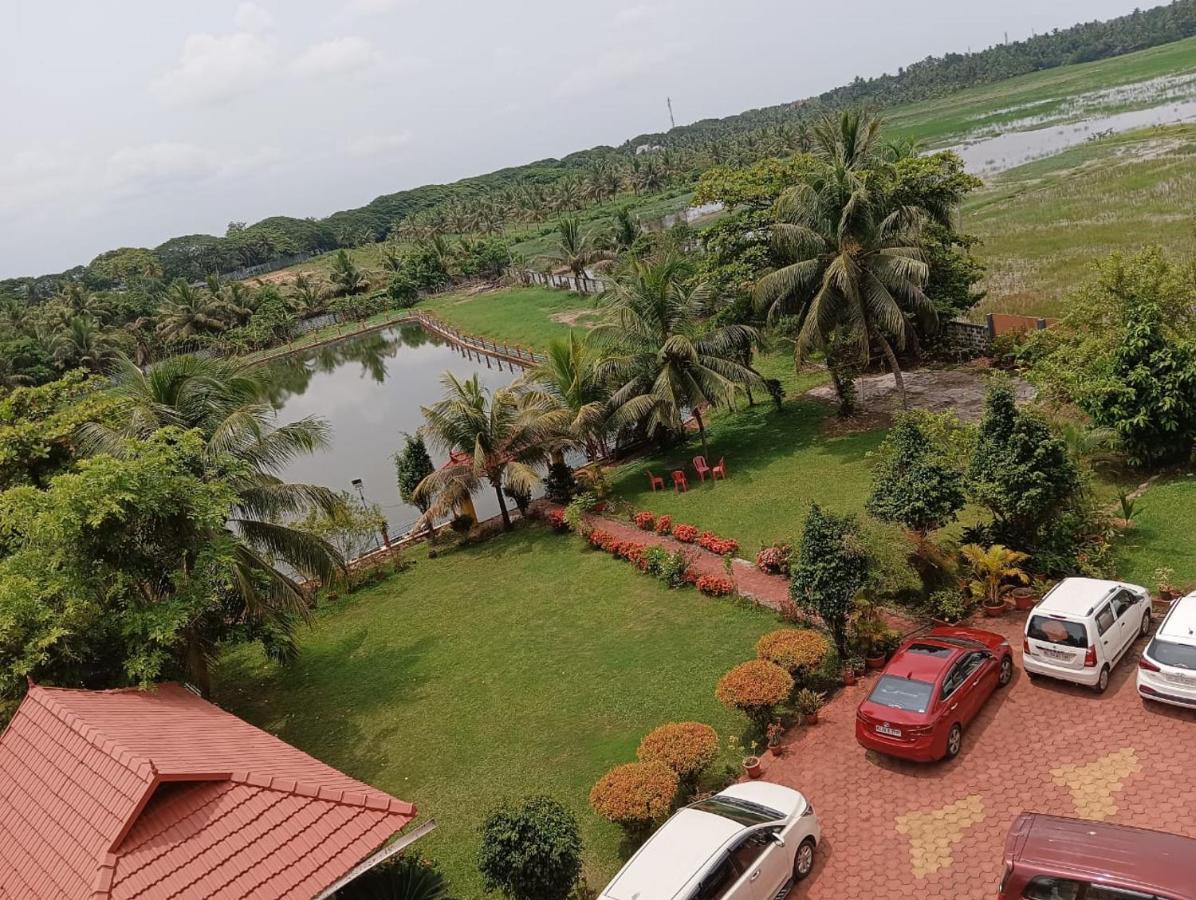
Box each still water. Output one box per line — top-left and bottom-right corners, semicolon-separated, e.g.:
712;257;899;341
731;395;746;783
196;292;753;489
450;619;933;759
263;324;520;535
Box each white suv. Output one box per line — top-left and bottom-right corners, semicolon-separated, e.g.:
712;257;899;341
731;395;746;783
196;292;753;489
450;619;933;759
599;782;821;900
1138;590;1196;709
1022;577;1151;693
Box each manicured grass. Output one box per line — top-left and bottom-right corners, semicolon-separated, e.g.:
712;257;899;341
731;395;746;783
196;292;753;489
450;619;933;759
962;124;1196;318
214;530;781;895
886;36;1196;146
418;285;597;349
607;354;884;552
1115;473;1196;589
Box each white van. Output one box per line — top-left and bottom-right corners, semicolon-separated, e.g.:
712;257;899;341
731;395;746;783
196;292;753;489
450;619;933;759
1022;577;1151;693
598;782;821;900
1137;590;1196;709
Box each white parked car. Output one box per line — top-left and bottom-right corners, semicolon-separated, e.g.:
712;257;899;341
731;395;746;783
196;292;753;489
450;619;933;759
1022;577;1151;693
598;782;821;900
1138;590;1196;709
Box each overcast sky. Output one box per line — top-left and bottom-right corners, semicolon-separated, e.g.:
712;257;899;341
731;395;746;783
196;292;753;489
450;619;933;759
0;0;1151;278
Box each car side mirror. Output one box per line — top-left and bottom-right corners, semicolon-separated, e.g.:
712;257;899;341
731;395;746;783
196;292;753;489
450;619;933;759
771;833;786;848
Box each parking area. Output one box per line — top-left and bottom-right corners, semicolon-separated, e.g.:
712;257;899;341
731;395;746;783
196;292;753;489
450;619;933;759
764;612;1196;899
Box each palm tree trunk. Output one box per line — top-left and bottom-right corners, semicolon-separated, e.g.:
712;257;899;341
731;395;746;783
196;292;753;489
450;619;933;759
493;482;512;529
873;331;907;408
692;407;710;459
185;630;212;698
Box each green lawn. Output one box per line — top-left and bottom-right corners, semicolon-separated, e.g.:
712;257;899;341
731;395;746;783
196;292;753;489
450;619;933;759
962;124;1196;318
214;530;781;895
1115;474;1196;590
418;285;597;349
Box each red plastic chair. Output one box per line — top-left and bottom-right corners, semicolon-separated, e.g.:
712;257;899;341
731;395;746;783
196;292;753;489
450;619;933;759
712;457;727;480
647;471;665;492
693;455;711;482
671;470;689;493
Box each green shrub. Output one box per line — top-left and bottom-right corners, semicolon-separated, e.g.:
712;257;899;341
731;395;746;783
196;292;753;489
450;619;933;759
867;419;965;535
790;503;871;659
337;854;453;899
477;797;582;900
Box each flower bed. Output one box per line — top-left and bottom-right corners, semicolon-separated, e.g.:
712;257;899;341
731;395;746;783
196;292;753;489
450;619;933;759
672;523;699;543
698;531;739;556
633;511;656;531
696;574;736;596
546;509;569;532
755;543;791;575
654;515;672;535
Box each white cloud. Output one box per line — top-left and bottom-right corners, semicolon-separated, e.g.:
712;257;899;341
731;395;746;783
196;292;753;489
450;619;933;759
554;48;655;99
343;131;413;158
233;2;274;32
152;31;277;107
292;36;381;77
613;4;664;26
345;0;403;15
102;142;282;198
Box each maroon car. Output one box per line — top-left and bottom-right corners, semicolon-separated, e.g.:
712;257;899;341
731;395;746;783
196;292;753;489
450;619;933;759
998;812;1196;899
855;625;1013;762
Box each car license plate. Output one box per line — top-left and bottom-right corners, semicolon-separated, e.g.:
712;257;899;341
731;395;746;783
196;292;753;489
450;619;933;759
1167;671;1196;687
875;724;902;738
1041;647;1072;660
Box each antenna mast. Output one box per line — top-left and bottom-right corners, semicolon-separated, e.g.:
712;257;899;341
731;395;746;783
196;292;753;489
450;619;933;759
667;97;676;130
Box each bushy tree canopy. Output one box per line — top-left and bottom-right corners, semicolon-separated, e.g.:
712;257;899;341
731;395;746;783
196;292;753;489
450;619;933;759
867;418;966;534
790;503;871;658
477;796;582;900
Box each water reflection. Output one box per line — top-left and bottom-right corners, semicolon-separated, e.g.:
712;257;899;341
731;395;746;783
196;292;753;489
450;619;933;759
264;324;518;534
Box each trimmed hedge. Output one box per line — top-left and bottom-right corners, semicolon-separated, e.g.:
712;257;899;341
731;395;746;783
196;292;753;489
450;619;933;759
636;722;719;779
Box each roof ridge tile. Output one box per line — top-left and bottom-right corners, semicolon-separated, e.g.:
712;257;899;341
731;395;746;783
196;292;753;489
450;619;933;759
28;688;158;783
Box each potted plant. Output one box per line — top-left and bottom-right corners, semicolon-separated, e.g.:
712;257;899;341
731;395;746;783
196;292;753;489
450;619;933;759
729;735;763;778
850;595;889;668
794;688;826;726
842;664;857;686
961;543;1030;619
765;722;785;757
1156;567;1179;604
1009;585;1039;612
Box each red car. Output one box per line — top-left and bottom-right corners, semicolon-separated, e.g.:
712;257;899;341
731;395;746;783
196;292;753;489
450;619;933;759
856;626;1014;762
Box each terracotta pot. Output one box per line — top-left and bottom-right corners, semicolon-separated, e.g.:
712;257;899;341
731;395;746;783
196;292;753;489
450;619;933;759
743;756;762;779
768;744;784;758
865;654;886;670
592;501;608;514
1010;589;1038;611
843;668;857;686
983;600;1006;618
802;711;819;726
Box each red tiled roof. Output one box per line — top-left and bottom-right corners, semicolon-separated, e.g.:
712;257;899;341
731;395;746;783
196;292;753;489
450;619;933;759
0;684;418;899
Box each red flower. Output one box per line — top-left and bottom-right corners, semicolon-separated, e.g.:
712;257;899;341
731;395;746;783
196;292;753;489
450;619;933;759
696;574;735;596
633;511;656;531
655;515;672;535
673;524;699;543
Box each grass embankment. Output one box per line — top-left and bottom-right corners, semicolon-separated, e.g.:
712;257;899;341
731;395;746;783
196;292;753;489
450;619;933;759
215;530;780;894
419;285;597;349
1116;474;1196;589
962;124;1196;318
887;35;1196;146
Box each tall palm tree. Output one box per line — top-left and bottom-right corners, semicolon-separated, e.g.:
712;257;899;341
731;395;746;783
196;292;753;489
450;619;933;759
78;354;345;693
156;279;229;343
52;316;118;373
288;273;328;319
754;111;934;405
329;249;369;296
518;332;610;458
415;373;574;530
595;254;761;458
543;218;613;279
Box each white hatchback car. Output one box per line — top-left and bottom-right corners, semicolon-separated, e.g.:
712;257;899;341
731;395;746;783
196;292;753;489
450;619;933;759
1138;590;1196;709
1022;577;1151;693
598;782;821;900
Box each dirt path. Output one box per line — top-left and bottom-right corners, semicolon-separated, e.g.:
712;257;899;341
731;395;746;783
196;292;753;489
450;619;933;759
806;367;1035;424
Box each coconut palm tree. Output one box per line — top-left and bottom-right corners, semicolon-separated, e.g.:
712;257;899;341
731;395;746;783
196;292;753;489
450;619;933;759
594;254;762;458
415;373;574;530
288;273;328;319
754;111;935;405
543;218;613;279
156;279;230;343
78;354;346;693
518;332;610;458
52;316;118;373
329;249;369;296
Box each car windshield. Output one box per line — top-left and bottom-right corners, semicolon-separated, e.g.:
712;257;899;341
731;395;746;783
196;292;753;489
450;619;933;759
1147;637;1196;670
867;675;934;713
1027;615;1088;648
689;796;782;826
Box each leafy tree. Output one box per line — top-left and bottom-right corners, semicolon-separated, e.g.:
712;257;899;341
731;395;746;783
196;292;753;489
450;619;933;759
416;373;573;529
595;253;761;458
156;279;229;344
395;433;435;513
294;490;387;584
969;379;1078;549
477;796;582;900
329;250;369;296
754;111;936;405
288;273;328;318
518;332;609;458
542;461;578;505
1083;300;1196;467
542;218;612;278
867;418;966;535
335;854;454;900
790;503;870;658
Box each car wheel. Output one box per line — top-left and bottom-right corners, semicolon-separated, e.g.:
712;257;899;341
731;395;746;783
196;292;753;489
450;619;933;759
1140;610;1152;637
945;723;963;759
1094;665;1110;694
998;656;1014;687
793;837;816;881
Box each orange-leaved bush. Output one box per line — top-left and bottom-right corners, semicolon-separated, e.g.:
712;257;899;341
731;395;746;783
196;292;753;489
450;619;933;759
672;523;699;543
589;761;678;826
696;574;735;596
636;722;719;779
716;660;793;729
756;629;829;675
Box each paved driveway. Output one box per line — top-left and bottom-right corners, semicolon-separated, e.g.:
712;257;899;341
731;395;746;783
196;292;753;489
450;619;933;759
762;612;1196;899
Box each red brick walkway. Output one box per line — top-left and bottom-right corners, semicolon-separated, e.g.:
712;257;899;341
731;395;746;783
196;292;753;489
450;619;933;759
760;612;1196;899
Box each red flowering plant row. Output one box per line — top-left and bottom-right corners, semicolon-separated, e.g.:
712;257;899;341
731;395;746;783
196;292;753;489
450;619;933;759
584;528;737;597
695;574;735;596
697;531;739;556
632;511;675;536
672;523;699;543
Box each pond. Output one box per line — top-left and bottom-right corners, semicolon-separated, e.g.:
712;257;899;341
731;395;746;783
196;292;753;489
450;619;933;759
262;323;522;536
